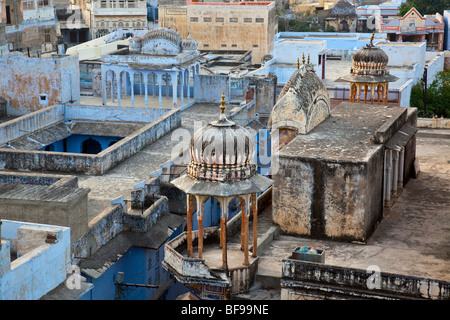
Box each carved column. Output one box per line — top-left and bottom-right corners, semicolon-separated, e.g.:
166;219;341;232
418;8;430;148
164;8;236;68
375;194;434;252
117;71;122;107
186;69;191;103
171;71;178;107
102;69;107;106
157;73;163;108
251;193;257;258
144;72;148;108
180;70;184;107
130;71;135;107
187;194;194;258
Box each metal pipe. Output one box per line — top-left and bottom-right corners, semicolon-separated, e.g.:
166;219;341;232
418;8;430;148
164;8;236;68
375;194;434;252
399;146;405;188
392;149;399;195
384;149;392;205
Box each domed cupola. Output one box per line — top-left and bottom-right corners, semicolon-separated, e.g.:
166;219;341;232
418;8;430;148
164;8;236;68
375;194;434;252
351;34;390;76
340;33;398;105
181;34;198;52
187;93;256;183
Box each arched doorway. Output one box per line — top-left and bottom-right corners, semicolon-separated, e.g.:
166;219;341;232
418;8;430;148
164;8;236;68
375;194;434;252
339;20;349;32
82;138;102;154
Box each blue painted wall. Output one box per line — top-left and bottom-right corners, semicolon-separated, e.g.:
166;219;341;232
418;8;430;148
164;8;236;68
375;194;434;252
41;134;122;154
80;223;188;300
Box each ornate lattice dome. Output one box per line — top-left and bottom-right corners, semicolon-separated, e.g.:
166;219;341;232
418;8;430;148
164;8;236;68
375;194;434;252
330;0;357;18
181;34;198;51
187;93;256;182
351;35;390;76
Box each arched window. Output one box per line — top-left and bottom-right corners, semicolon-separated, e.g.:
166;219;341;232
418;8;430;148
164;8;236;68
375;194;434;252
82;138;102;154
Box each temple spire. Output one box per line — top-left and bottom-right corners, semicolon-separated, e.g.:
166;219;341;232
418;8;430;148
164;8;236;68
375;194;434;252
220;92;226;114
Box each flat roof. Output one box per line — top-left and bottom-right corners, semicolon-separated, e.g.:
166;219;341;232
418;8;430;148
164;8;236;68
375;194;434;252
279;102;406;162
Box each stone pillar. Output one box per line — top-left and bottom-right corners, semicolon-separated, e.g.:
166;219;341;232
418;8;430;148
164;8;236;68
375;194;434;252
157;73;163;108
139;73;143;96
187;194;194;258
252;193;257;258
196;195;208;259
186;69;191;103
240;198;245;250
172;72;178;107
130;72;135;107
144;73;148;108
110;71;115;103
221;217;227;269
117;71;122;107
180;70;184;107
102;69;107;106
152;73;156;98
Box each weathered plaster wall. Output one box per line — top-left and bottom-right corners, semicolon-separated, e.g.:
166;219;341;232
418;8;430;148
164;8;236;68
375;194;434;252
0;53;80;116
272;159;314;236
194;74;230;103
0;188;89;244
0;220;71;300
242;75;277;114
281;259;450;300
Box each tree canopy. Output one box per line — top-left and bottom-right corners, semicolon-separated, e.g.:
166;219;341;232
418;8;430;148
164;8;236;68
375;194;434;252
410;71;450;118
399;0;449;16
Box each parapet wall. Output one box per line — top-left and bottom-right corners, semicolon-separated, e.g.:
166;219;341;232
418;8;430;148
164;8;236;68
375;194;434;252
0;105;182;174
281;258;450;300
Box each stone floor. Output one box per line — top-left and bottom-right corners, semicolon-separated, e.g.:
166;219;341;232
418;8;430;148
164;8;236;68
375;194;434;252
248;127;450;300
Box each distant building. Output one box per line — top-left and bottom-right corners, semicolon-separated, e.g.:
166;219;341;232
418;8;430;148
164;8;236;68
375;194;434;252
441;10;449;50
356;2;401;22
0;0;7;52
0;52;80;115
71;0;148;39
3;0;60;54
290;0;339;13
158;0;277;64
325;0;359;32
380;7;445;51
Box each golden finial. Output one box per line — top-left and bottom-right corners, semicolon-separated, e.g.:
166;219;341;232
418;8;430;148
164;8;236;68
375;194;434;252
307;54;310;64
220;92;226;114
302;53;305;65
370;32;375;46
297;58;300;69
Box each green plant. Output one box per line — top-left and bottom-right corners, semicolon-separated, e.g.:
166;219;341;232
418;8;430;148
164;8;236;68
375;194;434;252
411;71;450;118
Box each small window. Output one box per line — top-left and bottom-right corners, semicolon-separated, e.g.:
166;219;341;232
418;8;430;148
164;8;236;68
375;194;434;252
255;18;264;23
190;17;198;22
216;17;224;23
203;17;212;22
230;18;238;23
253;44;258;48
221;44;227;47
231;44;237;48
204;44;209;48
244;18;252;23
44;30;51;43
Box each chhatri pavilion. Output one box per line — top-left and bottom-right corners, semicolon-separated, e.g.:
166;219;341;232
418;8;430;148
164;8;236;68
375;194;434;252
101;28;200;108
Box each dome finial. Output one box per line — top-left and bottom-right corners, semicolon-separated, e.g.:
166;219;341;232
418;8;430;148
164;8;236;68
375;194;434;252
369;32;375;46
297;57;300;69
302;53;306;65
220;92;226;114
307;54;310;64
